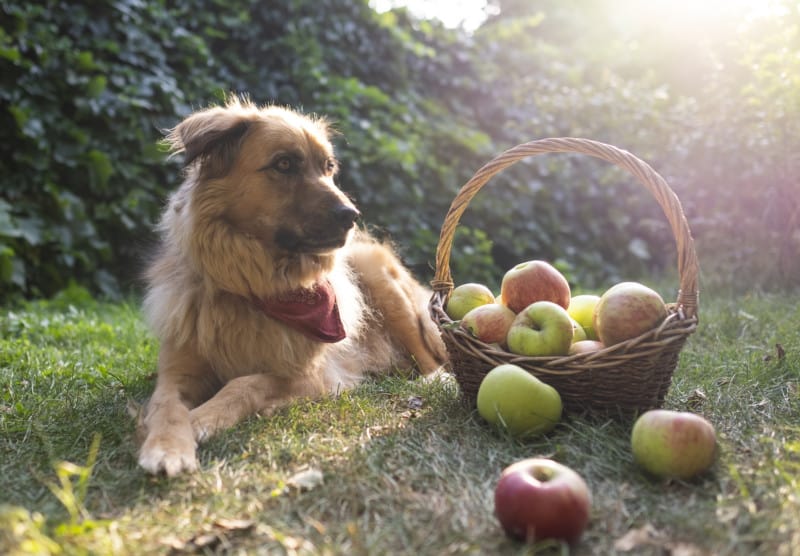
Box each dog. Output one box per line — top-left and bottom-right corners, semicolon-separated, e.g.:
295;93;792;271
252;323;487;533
137;97;448;476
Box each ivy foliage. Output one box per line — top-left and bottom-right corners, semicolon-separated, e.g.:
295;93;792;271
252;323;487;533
1;0;797;301
1;0;495;299
0;0;221;298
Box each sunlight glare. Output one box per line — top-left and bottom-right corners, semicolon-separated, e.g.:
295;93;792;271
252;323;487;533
369;0;495;31
622;0;790;27
371;0;789;33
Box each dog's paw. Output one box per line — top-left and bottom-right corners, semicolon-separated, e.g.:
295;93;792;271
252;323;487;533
189;407;227;443
421;367;457;386
138;434;198;476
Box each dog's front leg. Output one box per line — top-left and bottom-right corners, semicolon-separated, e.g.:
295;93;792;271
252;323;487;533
138;340;217;476
190;373;325;442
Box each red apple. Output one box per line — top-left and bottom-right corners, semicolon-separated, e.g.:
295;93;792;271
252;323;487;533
593;281;667;346
460;303;516;345
500;260;571;313
494;458;592;544
631;409;717;479
568;340;605;355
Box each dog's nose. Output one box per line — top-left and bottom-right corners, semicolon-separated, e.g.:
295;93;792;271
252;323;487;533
333;205;360;229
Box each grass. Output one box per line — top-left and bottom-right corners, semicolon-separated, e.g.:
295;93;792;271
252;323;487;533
1;288;798;555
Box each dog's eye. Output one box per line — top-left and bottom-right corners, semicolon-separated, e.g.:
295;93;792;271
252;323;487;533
273;156;297;174
324;157;338;176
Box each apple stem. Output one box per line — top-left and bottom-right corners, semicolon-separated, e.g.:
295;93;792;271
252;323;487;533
532;467;555;482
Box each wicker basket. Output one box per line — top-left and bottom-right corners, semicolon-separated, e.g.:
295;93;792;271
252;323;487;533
429;138;699;416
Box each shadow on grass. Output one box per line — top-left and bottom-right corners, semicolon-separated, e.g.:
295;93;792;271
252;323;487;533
1;372;737;555
127;377;725;554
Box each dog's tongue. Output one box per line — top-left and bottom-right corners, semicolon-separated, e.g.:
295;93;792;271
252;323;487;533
255;280;346;343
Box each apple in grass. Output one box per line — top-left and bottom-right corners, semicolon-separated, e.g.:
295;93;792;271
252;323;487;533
631;409;717;480
445;283;495;320
506;301;574;357
594;282;668;346
567;294;601;340
460;304;516;345
477;364;562;437
494;458;592;544
500;260;571;313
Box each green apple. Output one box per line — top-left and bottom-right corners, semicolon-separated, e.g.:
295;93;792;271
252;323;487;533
500;260;571;313
506;301;574;356
570;317;587;343
567;294;600;340
594;282;667;346
477;364;562;437
460;303;516;345
445;283;495;320
631;409;717;479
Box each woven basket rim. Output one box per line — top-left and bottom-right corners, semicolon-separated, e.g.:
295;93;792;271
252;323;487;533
429;137;700;319
430;288;698;374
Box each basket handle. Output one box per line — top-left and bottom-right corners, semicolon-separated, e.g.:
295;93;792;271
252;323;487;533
431;137;699;319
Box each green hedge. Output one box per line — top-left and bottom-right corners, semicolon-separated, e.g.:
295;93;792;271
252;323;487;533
1;1;215;298
0;0;495;299
1;0;797;301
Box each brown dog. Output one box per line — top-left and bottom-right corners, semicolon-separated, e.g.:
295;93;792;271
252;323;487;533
138;97;447;475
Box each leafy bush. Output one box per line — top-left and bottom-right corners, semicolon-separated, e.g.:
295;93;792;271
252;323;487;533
1;0;797;302
672;9;800;288
0;0;495;300
0;1;218;299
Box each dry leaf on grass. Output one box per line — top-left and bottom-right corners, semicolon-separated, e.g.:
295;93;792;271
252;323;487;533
686;389;708;411
162;531;222;553
614;523;664;551
763;342;786;362
161;517;254;553
407;395;424;410
669;542;711;556
213;518;254;531
286;467;324;491
614;523;709;555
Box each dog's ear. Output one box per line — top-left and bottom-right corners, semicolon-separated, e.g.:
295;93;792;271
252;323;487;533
166;106;252;179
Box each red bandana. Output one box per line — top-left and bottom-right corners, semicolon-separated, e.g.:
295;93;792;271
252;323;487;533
254;280;346;343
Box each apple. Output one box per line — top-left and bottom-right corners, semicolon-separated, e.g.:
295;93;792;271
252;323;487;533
506;301;574;357
445;283;495;321
494;458;592;544
568;340;605;355
570;317;587;343
631;409;717;480
567;294;600;340
594;282;667;346
460;303;516;345
476;364;562;437
500;260;571;313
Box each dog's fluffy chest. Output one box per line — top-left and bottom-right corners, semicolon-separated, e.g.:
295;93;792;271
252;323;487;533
196;267;369;382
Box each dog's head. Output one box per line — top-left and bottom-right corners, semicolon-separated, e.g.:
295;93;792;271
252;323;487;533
168;97;360;256
163;97;361;294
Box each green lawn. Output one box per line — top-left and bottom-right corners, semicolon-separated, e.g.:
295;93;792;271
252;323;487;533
1;289;798;555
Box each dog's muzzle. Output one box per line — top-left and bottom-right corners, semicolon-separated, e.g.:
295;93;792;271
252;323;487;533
275;204;361;253
332;205;360;232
